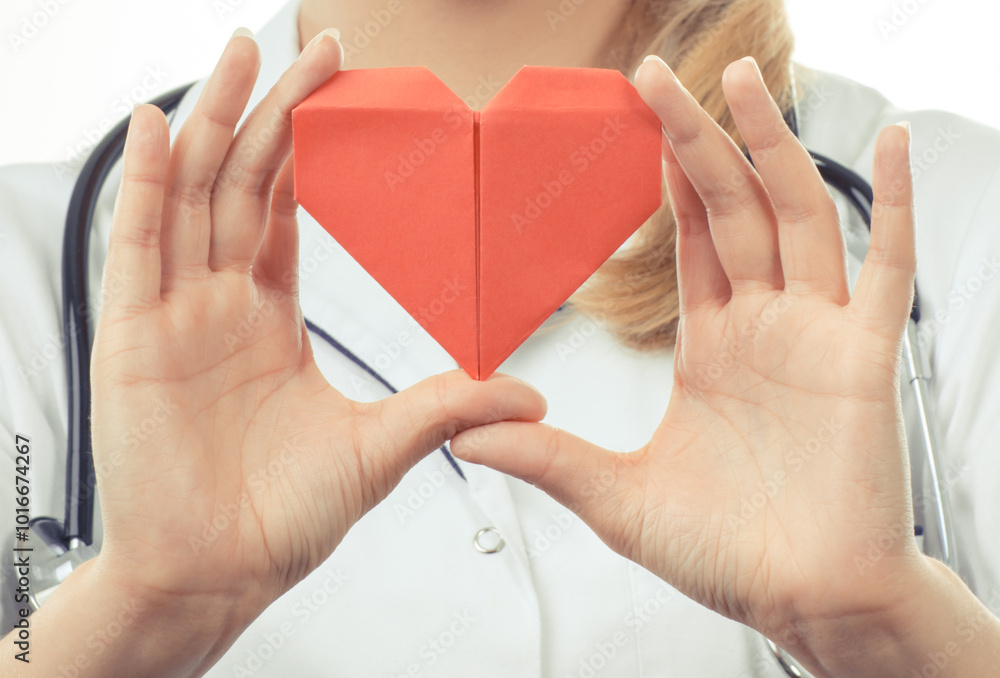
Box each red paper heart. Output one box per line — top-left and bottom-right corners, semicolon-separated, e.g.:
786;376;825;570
292;66;662;379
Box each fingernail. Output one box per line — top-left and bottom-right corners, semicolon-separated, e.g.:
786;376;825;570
231;26;254;40
124;105;145;152
639;54;678;82
894;120;911;154
740;55;763;80
299;27;342;62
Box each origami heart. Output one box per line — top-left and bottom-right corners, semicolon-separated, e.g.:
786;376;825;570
292;66;662;379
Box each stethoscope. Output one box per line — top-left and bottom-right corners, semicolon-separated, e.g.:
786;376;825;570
27;75;957;678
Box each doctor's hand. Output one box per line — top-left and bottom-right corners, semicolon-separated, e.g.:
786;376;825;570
451;58;1000;678
24;30;545;678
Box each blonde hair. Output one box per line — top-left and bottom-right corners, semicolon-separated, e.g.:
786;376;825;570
570;0;796;350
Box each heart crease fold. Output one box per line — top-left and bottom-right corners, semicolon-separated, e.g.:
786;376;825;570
292;65;663;380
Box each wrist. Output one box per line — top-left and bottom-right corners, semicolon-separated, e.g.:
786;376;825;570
8;555;255;677
777;555;1000;678
779;554;927;677
89;554;257;675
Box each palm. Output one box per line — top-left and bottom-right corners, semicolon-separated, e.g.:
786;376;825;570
96;271;341;599
635;291;909;630
452;57;920;642
90;33;544;615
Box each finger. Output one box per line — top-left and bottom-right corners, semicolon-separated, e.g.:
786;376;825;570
634;55;782;293
450;421;642;531
722;58;849;303
253;157;299;297
849;123;916;331
661;130;731;312
160;31;261;283
367;371;548;469
105;105;170;310
208;29;343;272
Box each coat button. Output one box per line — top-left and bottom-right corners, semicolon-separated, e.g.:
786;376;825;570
473;527;505;554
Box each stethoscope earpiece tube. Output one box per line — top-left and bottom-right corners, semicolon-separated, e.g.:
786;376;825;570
58;84;196;550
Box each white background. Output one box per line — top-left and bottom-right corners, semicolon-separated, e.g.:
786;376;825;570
1;0;998;169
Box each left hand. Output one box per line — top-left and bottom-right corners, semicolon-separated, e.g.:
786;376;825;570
451;55;924;665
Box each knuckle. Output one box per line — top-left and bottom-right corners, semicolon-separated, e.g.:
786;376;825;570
748;126;787;160
539;427;563;478
865;245;915;274
667;122;705;149
195;105;238;133
110;221;159;249
777;198;836;227
705;186;757;220
214;161;274;201
167;181;212;211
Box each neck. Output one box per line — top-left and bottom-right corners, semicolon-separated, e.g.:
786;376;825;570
297;0;632;109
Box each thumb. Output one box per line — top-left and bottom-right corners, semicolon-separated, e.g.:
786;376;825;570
369;370;548;466
450;421;646;530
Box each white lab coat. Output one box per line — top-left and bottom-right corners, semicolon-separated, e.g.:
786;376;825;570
2;1;1000;675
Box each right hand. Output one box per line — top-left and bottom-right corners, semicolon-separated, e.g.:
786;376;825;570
88;29;545;624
